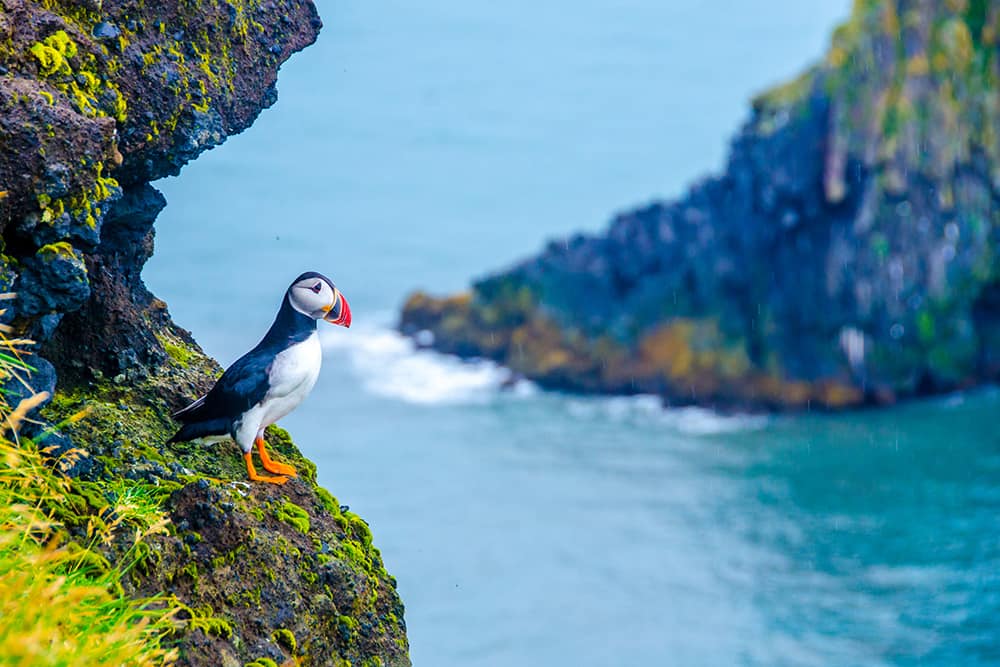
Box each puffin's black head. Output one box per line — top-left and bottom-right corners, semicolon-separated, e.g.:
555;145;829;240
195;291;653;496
287;272;351;327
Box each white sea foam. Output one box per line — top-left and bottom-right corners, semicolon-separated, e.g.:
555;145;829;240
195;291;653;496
321;324;531;405
322;321;765;434
565;395;767;435
662;406;768;435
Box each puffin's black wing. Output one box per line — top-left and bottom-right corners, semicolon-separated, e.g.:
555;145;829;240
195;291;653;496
168;348;272;443
172;394;207;420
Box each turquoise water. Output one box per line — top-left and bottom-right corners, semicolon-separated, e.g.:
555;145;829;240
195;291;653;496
144;2;1000;665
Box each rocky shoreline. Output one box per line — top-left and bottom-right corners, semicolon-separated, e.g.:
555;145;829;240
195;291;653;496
1;0;409;664
401;0;1000;411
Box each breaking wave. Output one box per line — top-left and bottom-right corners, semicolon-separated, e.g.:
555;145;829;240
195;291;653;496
564;395;768;435
321;323;534;405
322;321;766;434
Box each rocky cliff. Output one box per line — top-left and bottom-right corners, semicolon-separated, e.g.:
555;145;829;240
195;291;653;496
1;0;409;664
401;0;1000;410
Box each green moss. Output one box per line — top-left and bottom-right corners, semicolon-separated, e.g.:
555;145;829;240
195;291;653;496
182;562;199;581
29;31;76;77
131;540;162;579
240;585;263;608
244;659;278;667
43;372;259;484
272;628;296;653
315;486;341;514
191;615;233;639
29;30;127;122
271;535;301;559
339;541;368;570
163;341;195;367
347;512;373;548
178;602;233;639
37;242;78;262
37;161;121;231
336;515;389;608
38;196;65;224
297;557;318;585
275;500;310;534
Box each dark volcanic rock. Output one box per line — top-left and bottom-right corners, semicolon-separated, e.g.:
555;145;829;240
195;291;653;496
401;0;1000;410
148;474;407;667
17;242;91;317
41;182;169;381
0;0;323;340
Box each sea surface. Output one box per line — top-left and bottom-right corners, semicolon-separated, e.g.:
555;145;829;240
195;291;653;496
144;2;1000;665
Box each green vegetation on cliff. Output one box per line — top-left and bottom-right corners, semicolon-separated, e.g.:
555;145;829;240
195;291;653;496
35;332;409;666
0;423;181;666
0;308;410;666
0;331;180;666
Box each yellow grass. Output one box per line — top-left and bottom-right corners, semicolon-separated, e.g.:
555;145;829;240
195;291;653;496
0;306;180;666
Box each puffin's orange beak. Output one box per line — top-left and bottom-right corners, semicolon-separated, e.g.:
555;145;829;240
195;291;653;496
324;290;351;328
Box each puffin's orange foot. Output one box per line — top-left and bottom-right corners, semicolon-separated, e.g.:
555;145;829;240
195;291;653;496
263;460;297;477
256;437;298;477
250;471;288;485
244;452;288;485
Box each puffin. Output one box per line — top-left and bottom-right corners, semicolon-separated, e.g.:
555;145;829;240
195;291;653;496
169;272;351;484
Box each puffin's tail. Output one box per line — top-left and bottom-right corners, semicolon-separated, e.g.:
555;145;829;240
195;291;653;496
168;419;231;444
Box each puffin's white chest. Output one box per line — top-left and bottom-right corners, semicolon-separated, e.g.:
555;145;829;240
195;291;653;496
259;332;322;425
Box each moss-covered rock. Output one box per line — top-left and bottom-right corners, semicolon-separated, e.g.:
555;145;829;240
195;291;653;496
41;336;410;666
1;0;321;353
0;0;321;232
1;0;410;664
401;0;1000;411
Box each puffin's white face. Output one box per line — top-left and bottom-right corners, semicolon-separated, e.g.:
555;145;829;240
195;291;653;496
287;274;352;327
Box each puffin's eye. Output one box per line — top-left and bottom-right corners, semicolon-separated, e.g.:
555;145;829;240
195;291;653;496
311;283;322;294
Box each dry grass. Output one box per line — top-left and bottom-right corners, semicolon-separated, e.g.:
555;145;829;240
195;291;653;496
0;293;180;666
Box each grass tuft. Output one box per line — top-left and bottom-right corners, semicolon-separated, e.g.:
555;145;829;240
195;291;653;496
0;302;182;666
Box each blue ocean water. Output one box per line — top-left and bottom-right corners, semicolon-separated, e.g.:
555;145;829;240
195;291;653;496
144;2;1000;665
